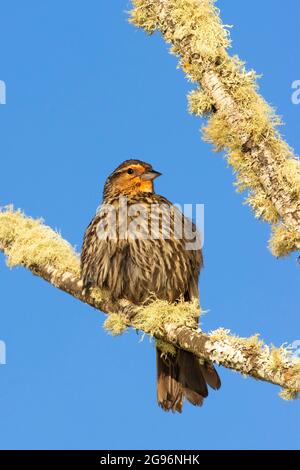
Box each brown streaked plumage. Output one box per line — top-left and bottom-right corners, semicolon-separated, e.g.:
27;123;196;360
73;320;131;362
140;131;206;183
81;159;220;412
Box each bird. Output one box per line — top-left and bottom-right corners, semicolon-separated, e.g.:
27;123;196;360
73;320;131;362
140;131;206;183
81;159;221;412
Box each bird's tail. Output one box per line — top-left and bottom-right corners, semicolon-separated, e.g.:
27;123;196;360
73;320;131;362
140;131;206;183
156;347;221;413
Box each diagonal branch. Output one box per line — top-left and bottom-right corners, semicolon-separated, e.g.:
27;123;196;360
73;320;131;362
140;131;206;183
0;207;299;400
130;0;300;257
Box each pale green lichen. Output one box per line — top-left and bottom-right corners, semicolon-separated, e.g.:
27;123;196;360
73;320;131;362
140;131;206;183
0;206;80;275
129;0;160;34
207;329;265;372
131;298;200;337
269;224;300;257
207;328;300;400
103;298;200;341
188;88;214;116
104;313;128;336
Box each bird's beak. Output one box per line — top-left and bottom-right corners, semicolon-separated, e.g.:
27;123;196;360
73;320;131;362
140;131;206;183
141;170;162;181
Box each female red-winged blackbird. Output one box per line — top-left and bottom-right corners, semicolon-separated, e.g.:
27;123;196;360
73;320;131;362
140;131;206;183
81;160;220;412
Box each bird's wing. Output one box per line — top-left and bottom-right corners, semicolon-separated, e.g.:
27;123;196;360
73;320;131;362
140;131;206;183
126;195;203;303
81;209;130;298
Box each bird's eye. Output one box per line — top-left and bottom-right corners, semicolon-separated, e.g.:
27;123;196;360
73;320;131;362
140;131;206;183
127;168;134;175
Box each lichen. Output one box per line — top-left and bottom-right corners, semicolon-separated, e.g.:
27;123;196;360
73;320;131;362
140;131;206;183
103;297;200;340
104;300;199;337
269;224;300;257
0;206;80;275
104;313;128;336
188;88;214;116
279;389;299;401
131;297;200;337
206;328;300;398
129;0;160;34
207;329;264;371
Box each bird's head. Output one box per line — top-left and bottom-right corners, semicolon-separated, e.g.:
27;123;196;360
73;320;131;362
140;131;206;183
103;159;162;200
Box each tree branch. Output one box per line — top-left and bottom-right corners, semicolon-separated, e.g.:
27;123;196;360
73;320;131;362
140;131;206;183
130;0;300;257
0;207;299;400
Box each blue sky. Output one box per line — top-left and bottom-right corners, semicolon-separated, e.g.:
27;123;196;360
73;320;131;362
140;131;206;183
0;0;299;450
